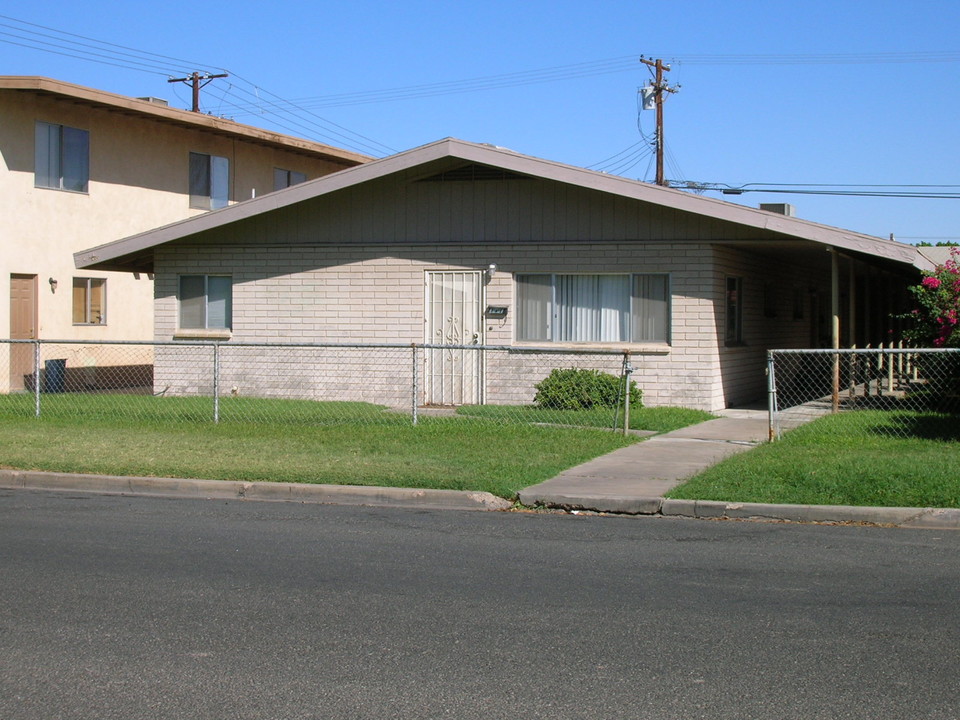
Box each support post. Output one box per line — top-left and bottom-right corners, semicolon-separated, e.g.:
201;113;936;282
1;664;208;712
411;344;419;426
831;249;841;413
622;352;633;436
767;350;778;441
33;340;41;419
213;342;220;424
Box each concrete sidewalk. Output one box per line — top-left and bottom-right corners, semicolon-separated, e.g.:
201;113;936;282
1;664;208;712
518;410;770;514
518;409;960;529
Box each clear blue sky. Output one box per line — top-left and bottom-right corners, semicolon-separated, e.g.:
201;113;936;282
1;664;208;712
3;1;958;242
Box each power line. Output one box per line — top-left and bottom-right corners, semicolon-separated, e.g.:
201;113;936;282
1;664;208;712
669;180;960;199
0;13;393;156
668;51;960;65
215;50;960;116
0;14;210;74
208;79;396;156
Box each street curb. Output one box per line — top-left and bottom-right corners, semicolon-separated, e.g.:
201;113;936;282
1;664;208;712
516;490;662;515
0;469;513;512
4;469;958;528
659;499;960;529
520;492;960;529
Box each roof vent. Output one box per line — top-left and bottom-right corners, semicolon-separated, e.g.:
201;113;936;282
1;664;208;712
136;96;169;107
759;202;795;217
418;163;528;182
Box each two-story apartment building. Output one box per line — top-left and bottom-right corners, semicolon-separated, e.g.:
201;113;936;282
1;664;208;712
1;76;369;391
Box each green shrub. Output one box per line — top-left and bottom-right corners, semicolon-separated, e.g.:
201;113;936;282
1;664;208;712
533;368;642;411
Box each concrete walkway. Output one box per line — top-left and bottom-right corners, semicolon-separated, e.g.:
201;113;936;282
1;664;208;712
518;409;770;514
518;408;960;529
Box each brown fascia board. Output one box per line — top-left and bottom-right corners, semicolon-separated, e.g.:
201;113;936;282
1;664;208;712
0;76;372;165
444;141;931;271
75;137;933;272
76;141;457;270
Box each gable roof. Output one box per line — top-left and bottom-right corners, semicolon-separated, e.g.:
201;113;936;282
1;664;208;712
75;137;933;273
1;76;371;165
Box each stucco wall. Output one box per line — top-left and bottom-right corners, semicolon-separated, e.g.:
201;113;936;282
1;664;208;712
0;88;355;391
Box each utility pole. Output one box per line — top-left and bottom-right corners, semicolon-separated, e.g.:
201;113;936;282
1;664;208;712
639;56;679;186
167;71;229;113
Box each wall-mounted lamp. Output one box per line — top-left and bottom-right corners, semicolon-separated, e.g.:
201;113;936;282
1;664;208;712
48;277;58;293
486;263;498;280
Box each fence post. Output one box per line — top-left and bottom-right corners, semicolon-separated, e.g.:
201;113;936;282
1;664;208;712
622;351;633;436
887;347;895;393
411;343;419;426
847;344;857;405
213;342;220;424
875;345;882;397
33;340;41;419
766;350;778;441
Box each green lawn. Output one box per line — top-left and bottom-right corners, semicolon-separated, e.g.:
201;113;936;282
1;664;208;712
456;404;714;433
0;393;714;499
667;411;960;508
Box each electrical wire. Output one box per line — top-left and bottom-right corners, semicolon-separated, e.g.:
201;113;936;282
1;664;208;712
586;140;648;170
206;79;395;156
0;13;394;156
669;180;960;199
217;50;960;116
218;55;644;116
664;51;960;65
731;188;960;199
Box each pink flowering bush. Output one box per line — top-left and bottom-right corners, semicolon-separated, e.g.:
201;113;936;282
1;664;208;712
904;249;960;347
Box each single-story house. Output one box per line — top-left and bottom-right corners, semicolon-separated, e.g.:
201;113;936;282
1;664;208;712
75;138;933;412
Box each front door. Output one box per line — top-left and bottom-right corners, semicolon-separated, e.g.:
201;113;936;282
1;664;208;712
425;271;484;405
9;274;37;391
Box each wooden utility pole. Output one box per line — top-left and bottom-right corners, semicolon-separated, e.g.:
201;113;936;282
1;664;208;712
168;71;229;112
639;57;679;186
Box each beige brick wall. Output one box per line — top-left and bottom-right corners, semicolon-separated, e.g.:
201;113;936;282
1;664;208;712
153;241;837;412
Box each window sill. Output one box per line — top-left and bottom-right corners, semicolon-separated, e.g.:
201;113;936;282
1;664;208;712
513;341;671;355
35;185;89;195
72;323;107;327
174;329;232;340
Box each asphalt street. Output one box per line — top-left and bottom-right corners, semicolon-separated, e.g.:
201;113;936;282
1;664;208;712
1;489;958;719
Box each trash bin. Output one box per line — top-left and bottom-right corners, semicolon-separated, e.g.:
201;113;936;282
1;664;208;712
45;358;66;393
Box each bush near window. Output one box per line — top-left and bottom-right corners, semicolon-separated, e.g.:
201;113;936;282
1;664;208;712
533;368;642;411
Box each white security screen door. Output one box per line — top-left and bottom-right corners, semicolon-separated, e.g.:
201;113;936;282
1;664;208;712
425;271;484;405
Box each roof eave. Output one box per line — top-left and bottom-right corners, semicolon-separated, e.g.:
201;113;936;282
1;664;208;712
75;137;929;272
1;75;372;165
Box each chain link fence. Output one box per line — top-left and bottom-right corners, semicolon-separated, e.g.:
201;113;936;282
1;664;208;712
768;348;960;439
0;340;642;432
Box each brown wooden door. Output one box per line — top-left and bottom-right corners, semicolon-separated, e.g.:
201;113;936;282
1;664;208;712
9;274;37;391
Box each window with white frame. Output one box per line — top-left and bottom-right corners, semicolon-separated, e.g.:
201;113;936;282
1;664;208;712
72;278;105;325
179;275;232;330
189;152;230;210
35;121;89;193
516;273;670;344
273;168;307;191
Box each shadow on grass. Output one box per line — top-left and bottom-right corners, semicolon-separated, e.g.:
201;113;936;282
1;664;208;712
865;412;960;442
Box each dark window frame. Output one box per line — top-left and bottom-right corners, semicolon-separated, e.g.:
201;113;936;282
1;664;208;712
35;121;89;193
